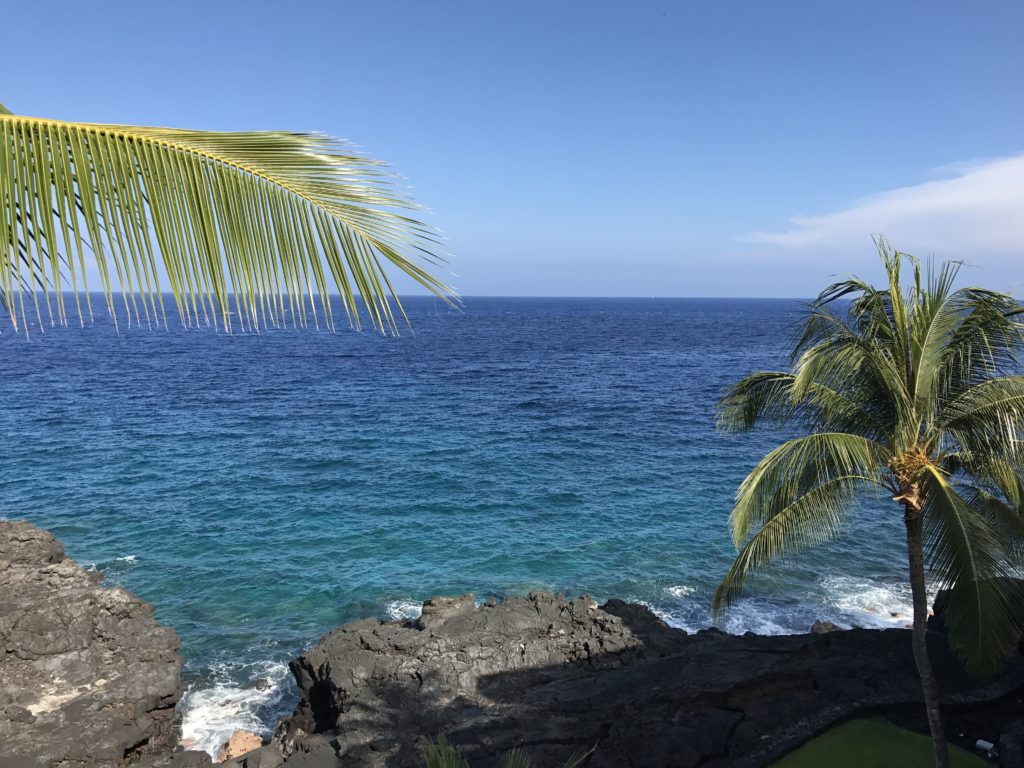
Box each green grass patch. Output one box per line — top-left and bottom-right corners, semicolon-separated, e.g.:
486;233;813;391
772;718;989;768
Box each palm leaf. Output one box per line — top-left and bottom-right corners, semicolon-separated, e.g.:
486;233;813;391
908;263;966;416
921;465;1024;675
810;272;898;350
714;474;880;613
880;237;912;377
956;483;1024;561
938;376;1024;466
729;432;889;545
938;289;1024;401
562;747;596;768
789;308;911;443
421;736;470;768
717;371;800;432
0;104;455;335
717;368;889;438
792;340;897;438
503;749;532;768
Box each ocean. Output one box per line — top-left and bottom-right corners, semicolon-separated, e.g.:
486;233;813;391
0;297;914;755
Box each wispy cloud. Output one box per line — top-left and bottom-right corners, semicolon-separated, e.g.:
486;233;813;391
742;155;1024;260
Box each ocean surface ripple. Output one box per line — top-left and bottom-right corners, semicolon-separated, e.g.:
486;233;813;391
0;297;913;755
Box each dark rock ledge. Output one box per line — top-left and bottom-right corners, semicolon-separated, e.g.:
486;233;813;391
4;520;1024;768
264;593;1024;768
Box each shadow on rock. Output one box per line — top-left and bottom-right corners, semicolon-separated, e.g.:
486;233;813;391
265;593;1024;768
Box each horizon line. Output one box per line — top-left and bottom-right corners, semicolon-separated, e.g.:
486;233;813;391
39;291;816;302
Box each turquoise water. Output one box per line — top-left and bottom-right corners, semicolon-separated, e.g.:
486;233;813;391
0;297;913;753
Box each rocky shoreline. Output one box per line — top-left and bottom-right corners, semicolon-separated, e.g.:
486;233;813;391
3;521;1023;767
0;521;204;768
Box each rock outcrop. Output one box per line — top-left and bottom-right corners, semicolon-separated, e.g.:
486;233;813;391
809;619;841;634
268;592;1024;768
0;520;211;768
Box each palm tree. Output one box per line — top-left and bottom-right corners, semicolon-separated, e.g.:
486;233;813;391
0;100;453;335
712;240;1024;768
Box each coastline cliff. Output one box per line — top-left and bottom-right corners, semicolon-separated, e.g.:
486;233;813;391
3;521;1023;768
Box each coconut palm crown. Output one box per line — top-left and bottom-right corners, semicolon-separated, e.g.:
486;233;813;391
0;99;454;336
713;241;1024;763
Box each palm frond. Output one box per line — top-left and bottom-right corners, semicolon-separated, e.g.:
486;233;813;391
789;308;911;443
812;271;899;351
793;341;896;436
718;367;892;445
716;370;884;442
908;264;968;417
921;465;1024;675
717;371;800;432
0;106;456;335
956;483;1024;561
503;749;532;768
421;736;470;768
791;304;858;362
939;376;1024;466
562;747;596;768
938;289;1024;402
949;452;1024;508
879;237;913;375
729;432;888;546
714;475;880;613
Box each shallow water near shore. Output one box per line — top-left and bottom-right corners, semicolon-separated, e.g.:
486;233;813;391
0;297;914;755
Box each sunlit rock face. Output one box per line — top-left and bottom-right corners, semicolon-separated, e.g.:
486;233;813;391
0;521;211;768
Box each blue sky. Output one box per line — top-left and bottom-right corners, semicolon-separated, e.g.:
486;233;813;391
5;1;1023;297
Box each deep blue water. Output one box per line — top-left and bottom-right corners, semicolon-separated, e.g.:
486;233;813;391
0;297;912;752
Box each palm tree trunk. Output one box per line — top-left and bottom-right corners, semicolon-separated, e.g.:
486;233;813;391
905;508;949;768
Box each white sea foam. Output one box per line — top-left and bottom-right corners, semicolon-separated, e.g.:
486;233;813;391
652;575;920;636
116;554;138;563
385;599;423;621
179;661;291;758
665;585;696;599
818;575;918;629
713;605;797;636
